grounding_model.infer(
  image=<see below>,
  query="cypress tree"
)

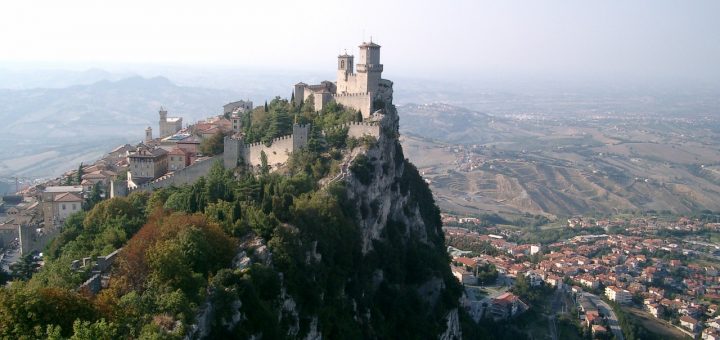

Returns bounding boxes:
[76,163,84,184]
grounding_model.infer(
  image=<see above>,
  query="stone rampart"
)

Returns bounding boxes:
[333,93,373,118]
[134,155,221,191]
[245,135,294,168]
[341,121,380,139]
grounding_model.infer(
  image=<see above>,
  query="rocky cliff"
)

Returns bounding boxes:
[191,103,463,339]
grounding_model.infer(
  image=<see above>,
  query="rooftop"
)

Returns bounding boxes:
[54,192,83,202]
[44,186,83,193]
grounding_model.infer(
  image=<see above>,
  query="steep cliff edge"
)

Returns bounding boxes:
[193,104,463,339]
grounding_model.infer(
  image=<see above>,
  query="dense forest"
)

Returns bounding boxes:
[0,96,464,339]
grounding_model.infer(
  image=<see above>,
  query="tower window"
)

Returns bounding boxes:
[340,60,345,69]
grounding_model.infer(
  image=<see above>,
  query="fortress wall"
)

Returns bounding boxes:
[313,92,334,112]
[244,135,295,168]
[135,155,221,191]
[344,122,380,139]
[333,93,372,118]
[19,224,61,255]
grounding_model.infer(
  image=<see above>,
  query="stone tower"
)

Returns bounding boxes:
[356,41,383,93]
[159,107,167,122]
[231,114,242,133]
[336,53,354,93]
[145,127,152,143]
[292,123,310,151]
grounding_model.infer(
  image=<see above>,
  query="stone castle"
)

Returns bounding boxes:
[223,40,389,171]
[122,40,388,192]
[158,107,183,138]
[294,40,393,118]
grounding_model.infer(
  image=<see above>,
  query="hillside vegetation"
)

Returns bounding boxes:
[0,98,463,339]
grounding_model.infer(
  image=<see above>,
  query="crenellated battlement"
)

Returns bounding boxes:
[333,92,371,98]
[338,121,378,128]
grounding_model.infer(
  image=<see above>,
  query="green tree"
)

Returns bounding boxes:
[76,163,84,184]
[199,131,225,155]
[0,267,11,285]
[10,254,37,280]
[85,182,103,210]
[70,319,120,340]
[260,151,270,174]
[476,263,498,284]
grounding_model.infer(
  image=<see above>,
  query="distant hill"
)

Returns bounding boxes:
[399,103,720,217]
[397,103,529,144]
[0,76,240,178]
[0,68,128,89]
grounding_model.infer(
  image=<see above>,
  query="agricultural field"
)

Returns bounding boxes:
[399,103,720,219]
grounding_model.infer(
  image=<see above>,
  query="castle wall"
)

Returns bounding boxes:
[19,224,61,255]
[344,122,381,139]
[244,136,295,168]
[314,92,334,112]
[134,155,221,192]
[334,93,373,118]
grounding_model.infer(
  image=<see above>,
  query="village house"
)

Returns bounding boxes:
[605,286,631,304]
[490,292,528,320]
[127,145,168,188]
[40,185,84,226]
[168,147,192,171]
[451,265,476,285]
[680,315,701,333]
[54,193,83,221]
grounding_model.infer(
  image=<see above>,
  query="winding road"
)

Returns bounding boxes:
[583,292,624,340]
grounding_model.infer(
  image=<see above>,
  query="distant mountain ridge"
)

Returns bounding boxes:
[0,76,240,178]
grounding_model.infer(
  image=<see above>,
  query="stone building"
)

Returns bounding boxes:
[158,107,183,138]
[145,127,153,143]
[40,185,83,226]
[54,192,83,220]
[168,147,191,171]
[294,40,393,119]
[223,100,253,116]
[127,145,168,188]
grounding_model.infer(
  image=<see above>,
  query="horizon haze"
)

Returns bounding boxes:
[1,0,719,85]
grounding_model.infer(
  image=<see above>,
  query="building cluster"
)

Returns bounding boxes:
[127,104,251,190]
[449,144,487,172]
[446,215,720,338]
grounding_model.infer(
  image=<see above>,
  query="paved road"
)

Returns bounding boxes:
[584,293,624,340]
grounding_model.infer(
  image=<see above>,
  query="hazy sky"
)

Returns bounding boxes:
[1,0,719,82]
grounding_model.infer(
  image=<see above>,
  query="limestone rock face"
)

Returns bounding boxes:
[345,106,429,253]
[191,103,462,339]
[342,105,462,338]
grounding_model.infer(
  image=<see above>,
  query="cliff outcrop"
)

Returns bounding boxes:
[190,103,462,339]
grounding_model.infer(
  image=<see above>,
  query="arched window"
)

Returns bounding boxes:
[340,60,345,69]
